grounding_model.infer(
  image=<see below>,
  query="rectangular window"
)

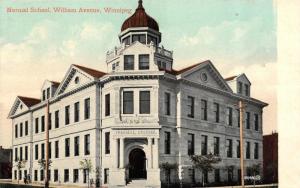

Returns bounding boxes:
[18,171,22,180]
[104,168,109,184]
[254,114,259,131]
[49,113,52,130]
[201,135,208,155]
[188,168,195,183]
[187,96,194,118]
[25,121,28,135]
[245,84,249,96]
[164,131,171,154]
[105,94,110,116]
[24,170,27,180]
[246,141,251,159]
[237,109,240,127]
[246,112,250,129]
[201,99,208,120]
[84,98,90,119]
[105,132,110,154]
[65,138,70,157]
[35,144,38,160]
[54,169,58,182]
[254,142,259,159]
[83,169,88,183]
[133,34,146,44]
[164,92,171,115]
[25,146,28,160]
[20,147,23,160]
[226,139,232,158]
[64,169,69,182]
[65,105,70,125]
[74,102,80,122]
[41,143,45,159]
[14,147,18,161]
[238,81,243,94]
[20,123,23,137]
[15,124,18,138]
[227,107,233,126]
[46,87,50,99]
[35,118,39,133]
[55,141,59,158]
[123,91,134,114]
[49,142,51,159]
[213,103,219,123]
[124,55,134,70]
[188,133,195,155]
[41,116,45,132]
[139,91,150,114]
[84,134,90,155]
[237,140,240,158]
[34,170,37,181]
[139,54,149,70]
[214,169,220,183]
[74,136,80,156]
[14,170,17,180]
[40,169,44,181]
[55,110,59,128]
[228,168,233,182]
[213,137,220,156]
[43,90,46,101]
[73,169,79,183]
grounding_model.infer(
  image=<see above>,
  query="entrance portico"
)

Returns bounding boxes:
[109,129,161,187]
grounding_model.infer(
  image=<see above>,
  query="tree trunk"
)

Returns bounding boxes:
[202,171,204,187]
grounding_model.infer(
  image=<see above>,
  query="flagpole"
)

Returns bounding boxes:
[45,100,50,188]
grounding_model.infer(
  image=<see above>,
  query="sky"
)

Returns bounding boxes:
[0,0,277,148]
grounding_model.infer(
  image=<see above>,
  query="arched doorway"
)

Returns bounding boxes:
[128,148,147,179]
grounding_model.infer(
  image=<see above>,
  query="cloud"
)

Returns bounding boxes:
[0,20,117,147]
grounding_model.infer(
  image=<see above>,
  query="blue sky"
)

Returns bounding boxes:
[0,0,277,147]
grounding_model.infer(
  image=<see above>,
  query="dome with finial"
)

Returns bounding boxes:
[121,0,159,32]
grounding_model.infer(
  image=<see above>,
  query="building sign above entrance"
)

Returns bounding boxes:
[113,129,159,138]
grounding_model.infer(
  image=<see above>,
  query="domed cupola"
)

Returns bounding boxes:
[119,0,161,46]
[121,0,159,32]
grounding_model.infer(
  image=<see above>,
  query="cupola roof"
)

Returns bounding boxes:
[121,0,159,32]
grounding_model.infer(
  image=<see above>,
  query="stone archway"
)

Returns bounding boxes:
[128,148,147,179]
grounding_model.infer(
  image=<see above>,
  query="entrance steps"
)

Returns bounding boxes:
[125,179,158,188]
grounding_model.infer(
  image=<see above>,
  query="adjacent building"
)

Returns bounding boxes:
[8,0,268,187]
[0,146,12,179]
[263,132,278,184]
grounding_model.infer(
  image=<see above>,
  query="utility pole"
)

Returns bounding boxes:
[239,100,245,188]
[45,100,50,188]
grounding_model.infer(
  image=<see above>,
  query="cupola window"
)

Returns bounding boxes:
[132,34,146,44]
[139,54,149,70]
[124,55,134,70]
[123,36,130,45]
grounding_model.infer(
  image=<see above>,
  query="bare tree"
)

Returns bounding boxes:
[14,158,26,184]
[190,153,221,187]
[160,162,178,187]
[80,159,93,188]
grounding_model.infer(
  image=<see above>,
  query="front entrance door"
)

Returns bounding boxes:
[129,148,147,179]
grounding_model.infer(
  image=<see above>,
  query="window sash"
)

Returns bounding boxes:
[123,91,134,114]
[164,92,171,115]
[105,94,110,116]
[124,55,134,70]
[55,110,59,128]
[164,132,171,154]
[139,91,150,114]
[201,135,208,155]
[74,102,80,122]
[74,136,80,156]
[105,132,110,154]
[139,54,149,70]
[84,134,90,155]
[187,96,194,118]
[84,98,90,119]
[65,106,70,125]
[201,100,207,120]
[188,134,194,155]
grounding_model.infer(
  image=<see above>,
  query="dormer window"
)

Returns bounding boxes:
[245,84,249,96]
[132,34,146,44]
[124,55,134,70]
[43,90,46,101]
[238,82,243,94]
[139,54,149,70]
[46,88,50,99]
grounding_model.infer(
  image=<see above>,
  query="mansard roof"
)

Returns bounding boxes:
[73,64,106,78]
[18,96,41,107]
